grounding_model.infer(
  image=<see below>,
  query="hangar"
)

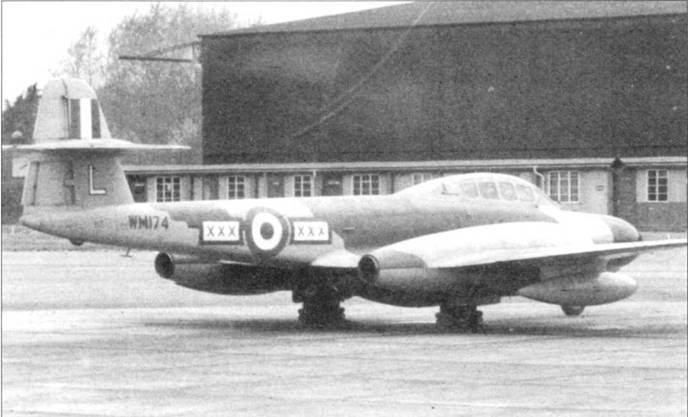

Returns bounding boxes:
[125,2,687,231]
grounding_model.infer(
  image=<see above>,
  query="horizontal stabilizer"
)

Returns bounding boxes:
[3,138,189,154]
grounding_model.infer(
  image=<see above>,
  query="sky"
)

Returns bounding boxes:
[1,1,398,106]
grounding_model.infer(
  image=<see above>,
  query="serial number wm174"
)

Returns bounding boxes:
[129,215,169,230]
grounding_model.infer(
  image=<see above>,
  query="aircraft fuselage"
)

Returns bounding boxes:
[21,191,635,267]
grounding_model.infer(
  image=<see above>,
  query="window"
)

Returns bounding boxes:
[459,181,479,198]
[498,182,517,201]
[515,184,535,202]
[156,176,181,202]
[546,171,579,203]
[411,173,436,185]
[478,181,499,199]
[293,175,313,197]
[227,176,246,199]
[353,174,380,195]
[647,170,668,202]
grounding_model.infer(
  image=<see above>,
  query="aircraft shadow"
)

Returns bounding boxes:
[143,317,686,338]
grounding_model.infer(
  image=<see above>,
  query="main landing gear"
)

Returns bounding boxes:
[293,285,348,329]
[436,303,484,333]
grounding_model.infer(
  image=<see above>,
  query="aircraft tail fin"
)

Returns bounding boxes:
[4,79,187,217]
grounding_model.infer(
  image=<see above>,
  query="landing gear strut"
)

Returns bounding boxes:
[436,303,483,333]
[294,285,347,328]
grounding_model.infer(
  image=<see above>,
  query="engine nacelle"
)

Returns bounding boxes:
[358,253,458,293]
[154,252,291,295]
[517,272,637,306]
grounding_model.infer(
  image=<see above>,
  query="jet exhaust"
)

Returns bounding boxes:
[154,252,175,279]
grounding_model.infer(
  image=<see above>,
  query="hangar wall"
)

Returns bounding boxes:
[193,7,686,231]
[201,14,686,164]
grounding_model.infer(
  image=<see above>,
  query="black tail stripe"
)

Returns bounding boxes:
[69,99,80,139]
[91,99,101,139]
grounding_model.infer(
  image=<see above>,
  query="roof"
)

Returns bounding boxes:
[122,156,688,176]
[203,1,687,37]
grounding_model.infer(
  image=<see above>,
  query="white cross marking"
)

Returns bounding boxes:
[203,221,241,243]
[292,220,329,242]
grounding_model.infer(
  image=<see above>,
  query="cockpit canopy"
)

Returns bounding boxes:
[397,173,556,206]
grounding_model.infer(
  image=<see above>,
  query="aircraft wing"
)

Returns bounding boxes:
[310,225,685,272]
[429,238,687,269]
[350,222,686,302]
[347,222,686,291]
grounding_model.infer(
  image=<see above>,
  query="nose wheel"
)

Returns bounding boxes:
[561,305,585,316]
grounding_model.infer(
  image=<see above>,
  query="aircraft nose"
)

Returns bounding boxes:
[603,215,640,243]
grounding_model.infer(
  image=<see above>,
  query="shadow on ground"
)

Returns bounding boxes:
[143,315,687,338]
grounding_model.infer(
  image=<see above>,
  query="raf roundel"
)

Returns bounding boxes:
[246,209,289,258]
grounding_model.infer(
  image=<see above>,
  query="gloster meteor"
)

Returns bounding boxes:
[8,79,685,331]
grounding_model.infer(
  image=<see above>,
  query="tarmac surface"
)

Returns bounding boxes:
[2,247,686,417]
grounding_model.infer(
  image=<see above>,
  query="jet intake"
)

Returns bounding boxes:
[517,272,637,306]
[358,251,457,293]
[358,255,380,283]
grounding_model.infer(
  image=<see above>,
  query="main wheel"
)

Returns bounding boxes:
[436,304,484,333]
[294,284,348,328]
[561,305,585,316]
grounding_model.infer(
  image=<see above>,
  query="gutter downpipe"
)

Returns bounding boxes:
[532,166,545,190]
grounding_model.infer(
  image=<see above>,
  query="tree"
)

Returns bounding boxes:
[97,4,238,163]
[2,84,39,224]
[2,84,39,144]
[54,26,104,86]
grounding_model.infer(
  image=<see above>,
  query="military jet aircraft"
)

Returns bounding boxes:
[7,79,686,331]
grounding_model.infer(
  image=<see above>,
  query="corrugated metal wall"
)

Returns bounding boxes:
[201,14,687,164]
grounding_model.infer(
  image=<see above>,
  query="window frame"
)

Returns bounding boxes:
[352,174,380,196]
[293,174,313,197]
[646,169,669,202]
[478,181,499,199]
[546,170,579,203]
[156,176,181,202]
[227,175,246,200]
[498,181,517,201]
